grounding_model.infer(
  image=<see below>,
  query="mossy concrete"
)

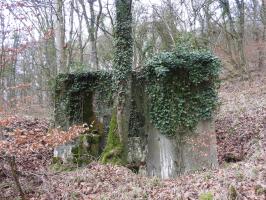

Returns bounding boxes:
[53,133,101,167]
[101,112,125,165]
[54,71,218,178]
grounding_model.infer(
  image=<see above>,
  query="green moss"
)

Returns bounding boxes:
[71,134,101,166]
[87,134,101,156]
[50,157,75,172]
[199,192,213,200]
[255,185,266,195]
[71,135,89,166]
[51,133,101,170]
[87,133,101,144]
[52,156,63,165]
[228,185,237,200]
[101,112,125,165]
[89,115,105,137]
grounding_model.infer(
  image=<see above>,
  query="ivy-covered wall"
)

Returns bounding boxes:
[54,71,147,166]
[54,48,220,178]
[55,46,220,138]
[54,71,113,129]
[55,71,148,137]
[141,47,221,136]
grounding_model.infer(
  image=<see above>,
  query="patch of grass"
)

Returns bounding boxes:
[70,192,80,200]
[204,172,212,180]
[235,172,244,181]
[199,192,213,200]
[255,185,266,195]
[228,185,237,200]
[50,157,75,172]
[151,177,162,187]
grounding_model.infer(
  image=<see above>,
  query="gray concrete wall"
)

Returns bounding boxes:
[146,124,178,179]
[181,120,218,173]
[54,72,218,178]
[145,120,218,179]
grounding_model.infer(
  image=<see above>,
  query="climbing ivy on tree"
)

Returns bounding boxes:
[113,0,133,83]
[102,0,133,164]
[142,46,221,136]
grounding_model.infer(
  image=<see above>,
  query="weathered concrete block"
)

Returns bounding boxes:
[146,120,218,179]
[128,137,147,163]
[53,134,101,166]
[181,120,218,172]
[54,72,218,178]
[53,141,76,163]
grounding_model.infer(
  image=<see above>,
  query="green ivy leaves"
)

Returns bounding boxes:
[143,47,221,136]
[54,72,113,127]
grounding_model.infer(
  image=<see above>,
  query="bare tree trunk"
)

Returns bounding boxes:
[8,33,19,108]
[88,0,99,70]
[55,0,66,74]
[73,0,85,65]
[203,0,212,47]
[78,0,101,70]
[235,0,248,76]
[67,0,75,71]
[106,0,115,31]
[259,0,266,69]
[0,12,7,102]
[219,0,247,75]
[7,156,26,200]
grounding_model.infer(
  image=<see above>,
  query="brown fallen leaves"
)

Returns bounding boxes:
[0,116,89,159]
[216,107,266,164]
[1,72,266,199]
[216,73,266,164]
[0,116,92,199]
[33,149,265,200]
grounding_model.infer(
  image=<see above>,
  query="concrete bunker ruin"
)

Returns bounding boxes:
[54,49,220,179]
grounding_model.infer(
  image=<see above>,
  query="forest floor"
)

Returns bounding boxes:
[0,72,265,200]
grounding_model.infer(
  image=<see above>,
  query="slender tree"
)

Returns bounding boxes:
[114,0,133,159]
[259,0,266,69]
[55,0,66,74]
[102,0,133,164]
[78,0,102,70]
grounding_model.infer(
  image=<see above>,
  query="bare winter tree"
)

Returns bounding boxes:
[259,0,266,69]
[55,0,66,74]
[0,0,265,117]
[78,0,102,70]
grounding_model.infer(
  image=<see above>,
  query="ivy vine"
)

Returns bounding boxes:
[55,45,221,138]
[141,46,221,136]
[112,0,133,95]
[54,71,113,128]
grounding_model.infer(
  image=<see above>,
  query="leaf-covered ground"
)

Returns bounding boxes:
[0,73,265,199]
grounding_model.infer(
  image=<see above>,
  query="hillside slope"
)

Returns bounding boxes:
[0,73,265,199]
